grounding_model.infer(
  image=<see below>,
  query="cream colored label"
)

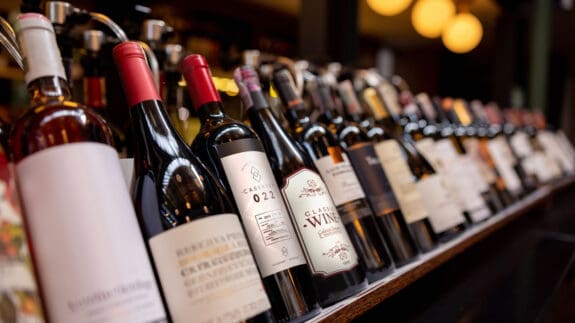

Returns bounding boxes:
[16,143,166,323]
[314,153,366,206]
[434,139,489,216]
[463,138,497,184]
[221,150,306,278]
[488,137,522,192]
[149,213,271,323]
[414,138,441,170]
[375,139,428,223]
[539,131,575,173]
[510,132,533,158]
[556,130,575,165]
[281,169,359,276]
[416,174,466,234]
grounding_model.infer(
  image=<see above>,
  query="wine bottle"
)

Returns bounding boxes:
[113,42,273,323]
[500,107,541,189]
[184,54,319,323]
[234,65,367,307]
[404,93,493,224]
[80,29,127,156]
[461,101,524,201]
[356,77,468,243]
[162,44,199,145]
[11,14,166,323]
[420,95,505,213]
[530,110,573,177]
[434,97,514,211]
[481,101,535,196]
[273,68,395,281]
[520,110,563,182]
[337,80,436,253]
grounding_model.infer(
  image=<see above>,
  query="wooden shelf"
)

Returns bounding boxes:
[308,176,575,323]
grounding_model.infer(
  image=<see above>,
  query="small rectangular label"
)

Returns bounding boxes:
[347,143,400,216]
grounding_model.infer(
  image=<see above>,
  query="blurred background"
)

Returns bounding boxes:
[1,0,574,142]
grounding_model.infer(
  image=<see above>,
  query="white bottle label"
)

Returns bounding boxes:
[556,130,575,165]
[487,137,522,192]
[510,132,533,158]
[433,139,490,219]
[218,139,306,278]
[463,155,490,193]
[463,138,497,184]
[149,213,271,323]
[414,138,441,169]
[281,168,359,276]
[16,143,166,323]
[314,150,365,206]
[539,131,574,174]
[375,139,428,223]
[415,174,466,234]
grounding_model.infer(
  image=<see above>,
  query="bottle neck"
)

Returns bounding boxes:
[163,71,183,112]
[28,76,72,107]
[196,101,226,123]
[130,99,185,164]
[284,103,310,131]
[83,76,107,110]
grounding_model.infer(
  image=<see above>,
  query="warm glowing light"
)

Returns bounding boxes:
[367,0,413,16]
[442,13,483,54]
[179,76,238,96]
[411,0,456,38]
[269,85,278,98]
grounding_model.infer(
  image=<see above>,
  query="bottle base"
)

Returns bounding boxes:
[365,264,396,283]
[318,278,368,308]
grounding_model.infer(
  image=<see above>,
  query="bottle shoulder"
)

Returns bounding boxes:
[337,122,366,149]
[10,101,113,161]
[132,152,235,231]
[248,108,314,174]
[198,116,258,145]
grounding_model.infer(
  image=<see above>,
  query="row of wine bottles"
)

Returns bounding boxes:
[2,9,575,323]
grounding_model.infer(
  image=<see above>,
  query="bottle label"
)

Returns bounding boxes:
[414,138,441,170]
[149,213,271,323]
[217,138,306,278]
[415,174,466,234]
[347,142,400,217]
[281,168,359,276]
[464,138,497,184]
[538,131,575,174]
[510,132,533,158]
[313,147,365,206]
[433,139,490,218]
[556,130,575,165]
[487,137,523,192]
[374,139,428,223]
[15,143,166,323]
[314,147,373,225]
[530,151,556,182]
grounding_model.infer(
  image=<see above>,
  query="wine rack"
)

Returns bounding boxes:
[308,175,575,322]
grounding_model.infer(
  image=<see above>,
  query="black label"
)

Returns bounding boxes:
[336,199,373,224]
[216,137,264,157]
[347,143,400,216]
